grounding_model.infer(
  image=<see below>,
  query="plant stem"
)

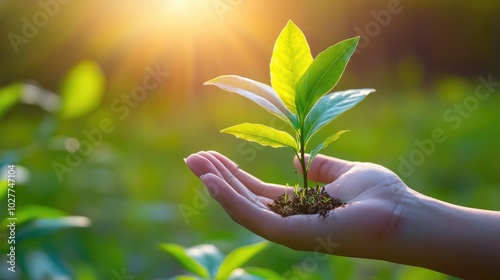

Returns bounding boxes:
[299,130,308,189]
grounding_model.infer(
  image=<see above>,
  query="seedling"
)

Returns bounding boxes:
[205,21,374,216]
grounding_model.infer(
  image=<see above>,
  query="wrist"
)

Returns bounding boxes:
[386,189,500,278]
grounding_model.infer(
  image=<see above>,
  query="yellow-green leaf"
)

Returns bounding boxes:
[59,60,105,120]
[216,241,269,279]
[221,123,297,151]
[0,180,7,201]
[0,82,22,118]
[270,20,313,114]
[159,243,210,278]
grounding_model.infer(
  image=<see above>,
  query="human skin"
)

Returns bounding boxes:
[185,151,500,279]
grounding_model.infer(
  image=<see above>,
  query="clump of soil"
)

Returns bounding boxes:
[269,185,346,217]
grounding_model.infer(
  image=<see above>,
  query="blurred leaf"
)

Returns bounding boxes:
[236,267,281,279]
[308,130,349,169]
[160,243,210,278]
[296,37,359,117]
[329,256,355,279]
[0,82,22,118]
[228,268,264,280]
[17,205,66,225]
[270,20,312,114]
[74,262,98,280]
[25,251,71,280]
[216,241,269,279]
[221,123,297,151]
[185,244,224,278]
[399,266,448,280]
[204,75,297,127]
[169,276,203,280]
[0,179,6,201]
[303,89,374,140]
[1,204,67,228]
[17,216,91,242]
[59,60,105,119]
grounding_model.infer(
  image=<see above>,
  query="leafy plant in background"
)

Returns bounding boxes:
[205,21,374,215]
[0,60,102,279]
[160,241,280,280]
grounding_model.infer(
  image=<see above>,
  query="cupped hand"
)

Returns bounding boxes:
[185,151,415,259]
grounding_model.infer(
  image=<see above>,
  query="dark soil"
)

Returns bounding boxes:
[268,185,346,217]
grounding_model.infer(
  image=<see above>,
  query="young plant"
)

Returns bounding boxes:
[205,21,374,191]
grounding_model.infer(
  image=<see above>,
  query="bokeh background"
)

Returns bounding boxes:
[1,0,499,279]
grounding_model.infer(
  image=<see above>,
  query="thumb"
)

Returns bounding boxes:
[293,154,310,174]
[294,154,356,183]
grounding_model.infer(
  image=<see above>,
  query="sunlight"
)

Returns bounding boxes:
[167,0,192,14]
[164,0,211,26]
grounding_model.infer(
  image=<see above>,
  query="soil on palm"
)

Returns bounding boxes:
[268,186,346,217]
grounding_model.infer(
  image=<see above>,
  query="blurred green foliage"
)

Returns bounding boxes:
[160,241,280,279]
[2,58,498,279]
[0,0,499,279]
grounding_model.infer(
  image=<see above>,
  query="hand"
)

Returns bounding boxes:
[185,151,414,259]
[186,151,500,278]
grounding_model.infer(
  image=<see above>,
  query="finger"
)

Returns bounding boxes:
[203,174,308,248]
[202,172,283,243]
[198,152,267,208]
[187,152,267,208]
[202,173,372,255]
[207,151,289,198]
[185,152,223,178]
[294,154,357,183]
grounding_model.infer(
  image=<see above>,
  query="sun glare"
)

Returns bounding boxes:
[164,0,211,25]
[167,0,192,13]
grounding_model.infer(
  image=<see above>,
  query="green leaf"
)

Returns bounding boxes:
[296,37,359,118]
[237,267,281,279]
[1,204,67,229]
[398,265,448,280]
[160,243,210,278]
[59,60,105,120]
[24,250,71,279]
[17,205,67,223]
[186,244,225,278]
[17,216,90,242]
[303,89,374,141]
[0,180,6,201]
[216,241,269,279]
[205,75,298,127]
[270,20,313,114]
[308,130,349,170]
[0,82,22,118]
[169,276,203,280]
[221,123,297,151]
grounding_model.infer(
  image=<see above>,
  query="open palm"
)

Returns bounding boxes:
[186,151,414,259]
